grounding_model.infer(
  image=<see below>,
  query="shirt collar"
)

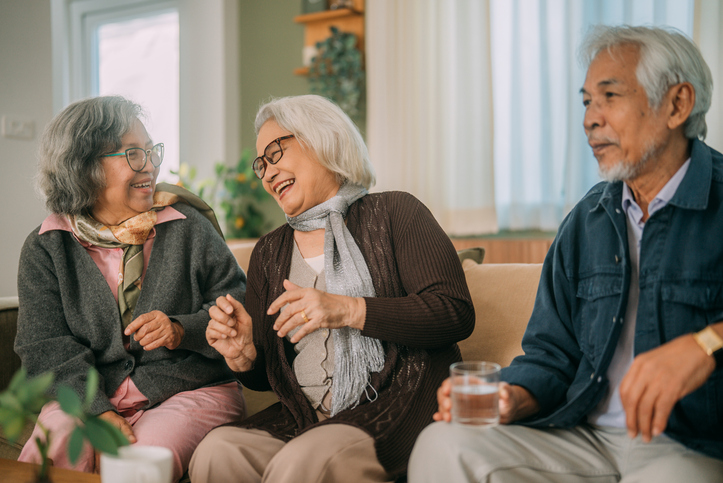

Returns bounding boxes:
[621,157,690,221]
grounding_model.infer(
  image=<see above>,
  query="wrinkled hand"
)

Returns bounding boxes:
[124,310,183,350]
[268,280,366,343]
[206,294,257,372]
[94,411,136,473]
[620,334,715,442]
[432,379,539,424]
[94,411,136,472]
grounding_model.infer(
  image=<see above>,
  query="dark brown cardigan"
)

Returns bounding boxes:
[235,191,475,478]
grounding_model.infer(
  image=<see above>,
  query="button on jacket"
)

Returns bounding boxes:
[502,139,723,461]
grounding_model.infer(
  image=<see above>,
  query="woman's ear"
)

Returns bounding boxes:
[666,82,695,131]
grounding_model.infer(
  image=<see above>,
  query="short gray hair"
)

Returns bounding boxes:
[37,96,142,215]
[255,95,375,189]
[579,25,713,140]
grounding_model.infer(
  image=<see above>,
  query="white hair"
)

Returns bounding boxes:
[580,25,713,140]
[254,95,375,189]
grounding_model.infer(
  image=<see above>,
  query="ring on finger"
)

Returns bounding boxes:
[300,310,310,324]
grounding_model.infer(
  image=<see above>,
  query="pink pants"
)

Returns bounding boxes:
[19,377,246,482]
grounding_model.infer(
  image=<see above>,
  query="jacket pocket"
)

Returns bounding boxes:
[575,273,623,359]
[661,282,723,337]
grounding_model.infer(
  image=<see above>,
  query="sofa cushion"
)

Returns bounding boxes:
[458,263,542,367]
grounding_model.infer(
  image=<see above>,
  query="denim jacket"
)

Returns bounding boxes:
[502,139,723,461]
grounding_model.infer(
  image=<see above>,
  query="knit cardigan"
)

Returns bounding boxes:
[15,203,246,415]
[236,191,475,478]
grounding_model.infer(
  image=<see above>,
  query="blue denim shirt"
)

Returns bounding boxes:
[502,139,723,461]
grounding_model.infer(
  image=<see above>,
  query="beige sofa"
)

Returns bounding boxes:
[0,242,543,462]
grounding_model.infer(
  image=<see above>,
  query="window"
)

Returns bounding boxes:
[51,0,239,184]
[96,10,180,181]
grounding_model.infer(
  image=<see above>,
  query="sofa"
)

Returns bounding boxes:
[0,242,543,464]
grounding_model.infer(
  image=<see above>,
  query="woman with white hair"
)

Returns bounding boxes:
[189,95,475,482]
[15,96,247,482]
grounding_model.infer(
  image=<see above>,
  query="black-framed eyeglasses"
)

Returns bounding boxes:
[102,143,164,172]
[252,135,295,179]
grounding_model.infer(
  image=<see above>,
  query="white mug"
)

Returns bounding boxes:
[100,445,173,483]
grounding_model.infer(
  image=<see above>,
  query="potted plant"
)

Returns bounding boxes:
[0,367,128,482]
[308,26,365,119]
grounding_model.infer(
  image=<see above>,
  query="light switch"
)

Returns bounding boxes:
[1,116,35,140]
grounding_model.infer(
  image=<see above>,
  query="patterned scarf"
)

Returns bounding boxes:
[69,184,221,329]
[286,182,385,416]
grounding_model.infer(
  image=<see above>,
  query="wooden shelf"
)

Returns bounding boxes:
[293,1,365,75]
[294,8,361,24]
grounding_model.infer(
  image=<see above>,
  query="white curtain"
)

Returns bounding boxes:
[366,0,497,235]
[367,0,703,234]
[695,0,723,152]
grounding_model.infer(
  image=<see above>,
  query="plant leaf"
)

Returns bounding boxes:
[1,412,26,443]
[84,367,99,410]
[7,367,28,392]
[0,392,23,413]
[84,417,128,455]
[67,425,85,464]
[57,385,82,418]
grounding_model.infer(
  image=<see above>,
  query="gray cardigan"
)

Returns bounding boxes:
[15,203,246,415]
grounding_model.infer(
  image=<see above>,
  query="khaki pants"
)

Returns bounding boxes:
[408,422,723,483]
[189,424,393,483]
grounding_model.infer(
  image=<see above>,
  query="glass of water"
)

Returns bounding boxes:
[450,361,501,426]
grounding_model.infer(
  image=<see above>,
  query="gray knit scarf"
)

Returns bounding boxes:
[286,182,385,416]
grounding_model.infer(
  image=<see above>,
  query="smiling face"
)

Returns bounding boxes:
[256,120,340,217]
[582,44,672,181]
[91,119,159,225]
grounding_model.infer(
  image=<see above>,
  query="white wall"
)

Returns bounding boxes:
[0,0,53,297]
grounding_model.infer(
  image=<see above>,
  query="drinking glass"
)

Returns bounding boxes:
[450,361,501,426]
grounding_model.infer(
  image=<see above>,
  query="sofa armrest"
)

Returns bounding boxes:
[0,296,21,392]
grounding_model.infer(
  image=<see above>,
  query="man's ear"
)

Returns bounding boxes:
[666,82,695,131]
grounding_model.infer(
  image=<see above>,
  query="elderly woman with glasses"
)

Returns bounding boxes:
[189,95,475,482]
[15,96,247,481]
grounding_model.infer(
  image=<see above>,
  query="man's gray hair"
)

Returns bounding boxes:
[580,25,713,140]
[255,95,375,189]
[37,96,142,215]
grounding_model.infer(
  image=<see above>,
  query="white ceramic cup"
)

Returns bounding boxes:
[449,361,501,426]
[100,445,173,483]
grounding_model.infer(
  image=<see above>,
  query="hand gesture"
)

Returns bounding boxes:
[124,310,184,350]
[620,333,715,442]
[206,294,257,372]
[267,280,366,343]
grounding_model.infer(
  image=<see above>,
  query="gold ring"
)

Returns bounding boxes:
[300,310,310,324]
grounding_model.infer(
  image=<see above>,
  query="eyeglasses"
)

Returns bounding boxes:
[102,143,164,172]
[252,135,295,179]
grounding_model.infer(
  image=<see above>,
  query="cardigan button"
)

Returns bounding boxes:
[125,360,133,371]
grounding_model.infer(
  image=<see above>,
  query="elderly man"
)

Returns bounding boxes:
[409,25,723,483]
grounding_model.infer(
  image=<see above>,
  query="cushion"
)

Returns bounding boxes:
[458,263,543,367]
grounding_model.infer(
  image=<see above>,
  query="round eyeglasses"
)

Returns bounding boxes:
[102,143,164,172]
[252,135,295,179]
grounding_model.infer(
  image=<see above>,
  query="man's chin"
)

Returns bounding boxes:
[598,160,638,182]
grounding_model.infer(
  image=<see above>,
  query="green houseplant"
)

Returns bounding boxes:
[175,148,277,239]
[0,367,128,482]
[308,26,365,118]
